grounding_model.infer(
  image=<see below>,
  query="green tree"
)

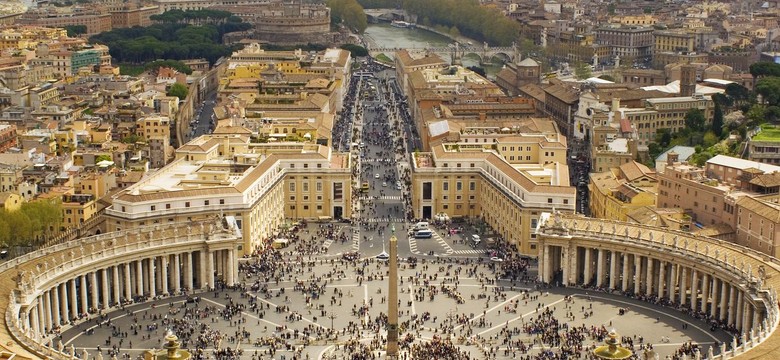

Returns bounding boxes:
[702,131,719,148]
[167,83,189,100]
[749,62,780,79]
[574,62,591,80]
[64,25,87,37]
[328,0,368,33]
[684,108,706,132]
[712,102,724,137]
[755,76,780,106]
[449,26,460,38]
[340,44,368,57]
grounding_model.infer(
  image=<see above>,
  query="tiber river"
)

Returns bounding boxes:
[363,23,505,79]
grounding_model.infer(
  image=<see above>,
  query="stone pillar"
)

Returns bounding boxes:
[561,246,570,286]
[90,272,99,311]
[37,296,46,333]
[542,245,550,283]
[199,251,207,289]
[79,275,88,315]
[161,255,169,295]
[657,261,666,298]
[207,250,215,289]
[148,257,156,298]
[100,270,109,310]
[185,252,194,291]
[215,250,222,282]
[226,249,235,286]
[719,281,729,322]
[633,255,641,294]
[70,279,78,318]
[621,253,629,292]
[173,253,181,293]
[596,249,605,288]
[646,258,654,295]
[609,251,617,289]
[124,263,132,300]
[42,292,52,332]
[112,266,120,306]
[668,263,677,301]
[736,292,745,331]
[135,260,143,296]
[728,285,738,326]
[583,248,592,286]
[700,273,709,314]
[690,270,698,312]
[60,282,69,324]
[51,287,60,327]
[679,267,688,306]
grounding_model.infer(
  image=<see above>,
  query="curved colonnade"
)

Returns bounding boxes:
[537,213,780,359]
[0,219,240,359]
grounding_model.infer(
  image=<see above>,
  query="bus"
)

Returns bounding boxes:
[414,229,433,239]
[361,181,369,193]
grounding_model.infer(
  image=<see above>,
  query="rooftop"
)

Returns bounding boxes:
[753,124,780,142]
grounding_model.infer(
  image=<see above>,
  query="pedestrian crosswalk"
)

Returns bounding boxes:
[432,231,454,255]
[451,249,484,255]
[358,195,402,201]
[322,239,334,249]
[351,231,360,251]
[364,217,405,223]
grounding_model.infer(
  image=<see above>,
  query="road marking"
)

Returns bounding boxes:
[322,239,334,249]
[408,285,417,316]
[477,297,568,336]
[352,230,360,251]
[431,231,454,255]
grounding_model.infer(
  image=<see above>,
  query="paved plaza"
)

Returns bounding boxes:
[59,223,732,360]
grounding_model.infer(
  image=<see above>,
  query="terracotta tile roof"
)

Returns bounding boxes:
[749,172,780,188]
[736,195,780,223]
[543,83,579,103]
[619,160,656,182]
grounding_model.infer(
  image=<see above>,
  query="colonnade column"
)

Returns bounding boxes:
[657,261,666,298]
[173,254,181,293]
[60,282,69,324]
[161,255,169,295]
[124,263,132,301]
[596,249,605,288]
[112,266,120,305]
[700,273,709,314]
[185,252,194,291]
[37,296,46,334]
[609,251,617,289]
[43,291,52,332]
[719,281,729,321]
[667,264,677,301]
[690,270,698,312]
[728,285,738,325]
[199,251,207,290]
[51,286,60,326]
[736,291,745,330]
[207,250,215,289]
[645,258,654,295]
[148,257,156,298]
[621,253,629,292]
[226,249,235,286]
[101,268,109,310]
[583,248,591,285]
[633,256,641,294]
[89,272,98,310]
[79,275,88,315]
[136,260,144,296]
[679,267,687,306]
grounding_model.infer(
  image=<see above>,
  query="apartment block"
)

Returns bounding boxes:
[412,144,575,255]
[105,133,352,254]
[588,160,658,221]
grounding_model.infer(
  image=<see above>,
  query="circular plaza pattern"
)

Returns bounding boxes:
[0,214,778,359]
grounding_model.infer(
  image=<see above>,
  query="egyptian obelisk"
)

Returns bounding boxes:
[386,225,399,358]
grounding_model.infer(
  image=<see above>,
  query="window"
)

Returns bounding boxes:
[316,182,322,192]
[548,198,553,203]
[303,205,309,210]
[443,182,449,191]
[185,202,190,208]
[204,200,209,206]
[469,182,476,191]
[166,204,171,209]
[151,205,156,211]
[220,199,225,205]
[317,205,322,210]
[290,205,295,210]
[563,199,569,204]
[290,182,296,192]
[456,182,462,191]
[422,182,432,200]
[303,182,309,192]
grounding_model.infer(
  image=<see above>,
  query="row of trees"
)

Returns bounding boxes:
[149,9,239,25]
[328,0,368,33]
[401,0,520,46]
[0,200,62,248]
[89,10,251,64]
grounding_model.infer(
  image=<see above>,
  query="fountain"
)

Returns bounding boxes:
[143,331,191,360]
[593,329,633,360]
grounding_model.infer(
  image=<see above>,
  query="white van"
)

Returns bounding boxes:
[471,235,481,244]
[414,222,429,231]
